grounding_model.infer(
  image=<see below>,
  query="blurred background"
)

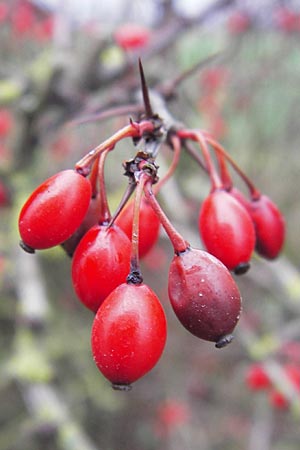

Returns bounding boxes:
[1,0,300,449]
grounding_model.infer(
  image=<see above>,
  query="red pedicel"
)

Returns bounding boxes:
[115,197,160,258]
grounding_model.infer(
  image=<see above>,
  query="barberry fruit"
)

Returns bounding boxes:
[168,247,242,346]
[91,282,167,389]
[61,193,102,257]
[19,170,91,251]
[246,195,285,260]
[199,189,256,273]
[115,197,160,258]
[72,224,131,312]
[114,24,150,51]
[245,363,271,390]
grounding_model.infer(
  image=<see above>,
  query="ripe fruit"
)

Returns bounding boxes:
[72,224,131,312]
[114,24,150,51]
[61,193,102,257]
[0,109,13,137]
[269,389,289,409]
[245,363,271,390]
[227,11,251,34]
[91,282,167,389]
[11,1,35,36]
[199,189,256,272]
[115,197,160,258]
[18,170,91,251]
[246,195,285,259]
[274,7,298,33]
[168,247,242,346]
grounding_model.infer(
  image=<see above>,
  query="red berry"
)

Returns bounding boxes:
[246,195,285,259]
[200,67,229,93]
[33,16,54,41]
[274,7,298,33]
[168,247,242,346]
[114,24,151,51]
[91,282,167,389]
[19,170,92,251]
[245,363,271,390]
[227,187,250,210]
[199,190,256,272]
[269,390,289,409]
[284,364,300,389]
[227,11,251,34]
[115,197,160,258]
[269,364,300,410]
[12,1,35,36]
[72,224,131,312]
[0,109,13,137]
[156,399,189,435]
[0,2,9,24]
[61,193,102,257]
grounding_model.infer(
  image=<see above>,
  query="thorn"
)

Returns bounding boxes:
[138,58,153,118]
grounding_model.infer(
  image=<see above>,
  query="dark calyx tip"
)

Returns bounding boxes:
[234,262,250,275]
[126,271,143,285]
[19,240,35,254]
[215,334,234,349]
[112,383,132,392]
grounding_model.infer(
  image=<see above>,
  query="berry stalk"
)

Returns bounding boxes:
[127,171,149,285]
[144,180,188,254]
[97,148,112,225]
[176,128,222,191]
[205,134,261,199]
[153,133,182,195]
[75,120,155,175]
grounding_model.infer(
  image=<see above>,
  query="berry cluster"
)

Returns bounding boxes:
[0,0,54,41]
[18,62,285,390]
[246,359,300,410]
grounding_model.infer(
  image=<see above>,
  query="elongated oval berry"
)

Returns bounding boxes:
[168,247,242,346]
[199,189,256,272]
[229,189,285,259]
[115,197,160,258]
[19,170,92,251]
[91,282,167,390]
[61,193,102,257]
[247,195,285,259]
[114,24,150,51]
[72,224,131,312]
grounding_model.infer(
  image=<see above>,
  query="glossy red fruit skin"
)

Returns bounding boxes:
[199,190,256,271]
[19,170,92,250]
[114,24,150,51]
[115,198,160,258]
[245,363,271,390]
[72,224,131,313]
[0,109,12,137]
[247,195,285,259]
[61,193,102,257]
[168,247,242,344]
[91,282,167,388]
